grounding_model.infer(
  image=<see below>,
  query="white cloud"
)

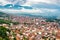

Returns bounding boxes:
[9,0,26,5]
[0,8,58,14]
[22,0,60,6]
[0,0,12,5]
[0,0,60,6]
[41,8,58,12]
[20,8,42,13]
[0,8,43,13]
[0,0,60,17]
[0,0,26,6]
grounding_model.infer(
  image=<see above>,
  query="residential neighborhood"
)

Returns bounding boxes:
[0,16,60,40]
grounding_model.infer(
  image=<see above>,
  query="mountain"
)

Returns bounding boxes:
[2,4,33,9]
[4,4,13,8]
[0,12,9,17]
[0,5,4,8]
[23,6,33,9]
[13,5,22,9]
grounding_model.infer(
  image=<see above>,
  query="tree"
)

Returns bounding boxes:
[0,26,10,40]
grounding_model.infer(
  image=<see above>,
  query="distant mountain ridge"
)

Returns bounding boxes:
[0,4,33,9]
[0,12,9,17]
[10,13,57,19]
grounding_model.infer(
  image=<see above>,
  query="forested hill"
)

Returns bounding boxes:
[0,12,9,17]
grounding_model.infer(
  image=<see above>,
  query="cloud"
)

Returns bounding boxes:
[32,2,60,9]
[0,0,60,6]
[0,7,59,14]
[0,0,11,5]
[0,0,60,9]
[0,8,42,13]
[22,0,60,6]
[0,0,60,17]
[0,0,26,6]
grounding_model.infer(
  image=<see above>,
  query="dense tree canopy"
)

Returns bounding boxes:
[0,26,10,40]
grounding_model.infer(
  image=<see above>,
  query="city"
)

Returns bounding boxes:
[0,15,60,40]
[0,0,60,40]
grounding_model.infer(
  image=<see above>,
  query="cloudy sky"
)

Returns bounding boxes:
[0,0,60,17]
